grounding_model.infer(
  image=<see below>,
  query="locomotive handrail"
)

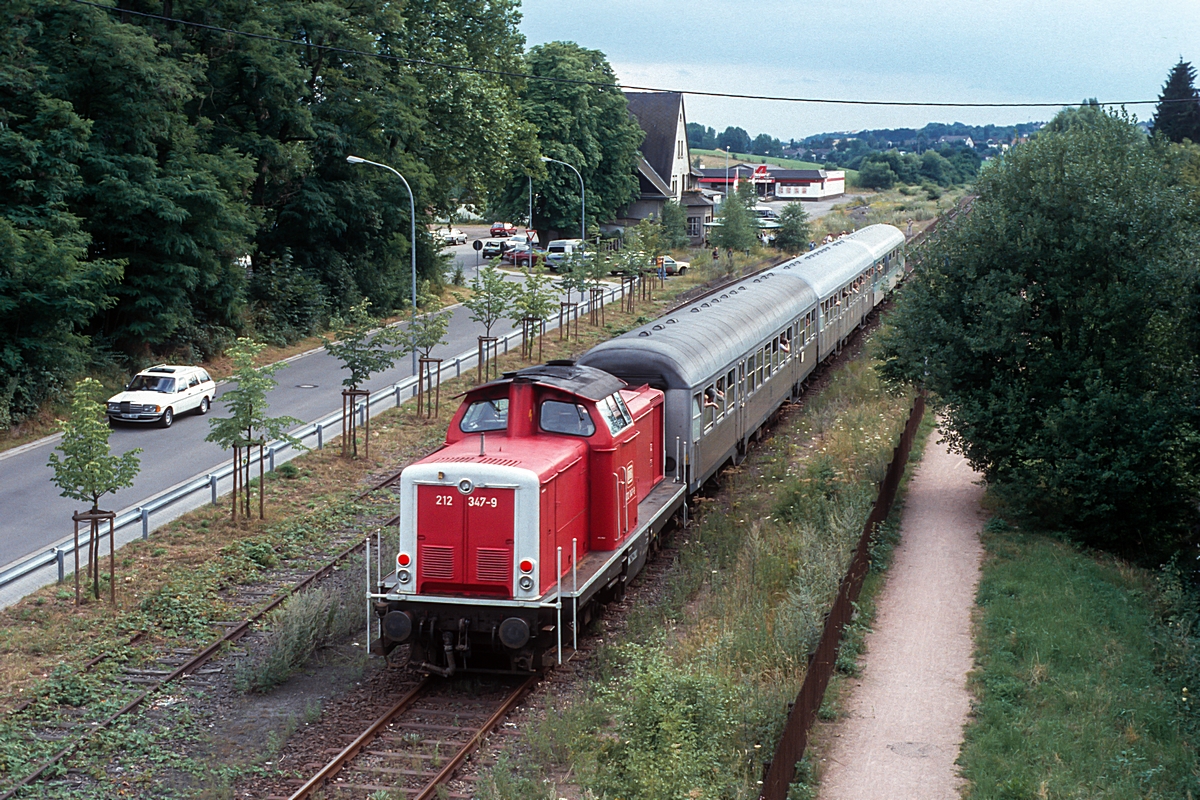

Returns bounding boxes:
[0,283,628,600]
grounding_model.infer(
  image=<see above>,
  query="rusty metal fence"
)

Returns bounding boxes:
[759,392,926,800]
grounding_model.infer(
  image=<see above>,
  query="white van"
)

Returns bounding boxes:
[545,239,585,271]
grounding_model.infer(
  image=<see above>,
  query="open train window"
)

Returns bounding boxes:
[460,398,509,432]
[703,384,717,431]
[598,392,633,435]
[726,370,737,409]
[540,400,595,437]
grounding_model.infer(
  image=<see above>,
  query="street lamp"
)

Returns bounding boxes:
[724,146,730,197]
[346,155,418,375]
[540,156,585,245]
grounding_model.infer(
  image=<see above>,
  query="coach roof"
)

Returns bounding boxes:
[772,224,904,299]
[579,271,818,390]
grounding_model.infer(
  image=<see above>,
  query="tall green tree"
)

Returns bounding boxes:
[24,2,257,355]
[710,183,757,263]
[1152,59,1200,144]
[878,107,1200,560]
[491,42,643,242]
[773,203,811,254]
[0,2,123,421]
[660,199,690,250]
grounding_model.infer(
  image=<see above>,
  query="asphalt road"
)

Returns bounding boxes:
[0,257,577,568]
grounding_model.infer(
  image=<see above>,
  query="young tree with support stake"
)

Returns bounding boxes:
[405,283,451,417]
[556,252,591,340]
[48,378,141,603]
[453,263,513,380]
[510,265,558,360]
[205,338,303,521]
[322,299,405,458]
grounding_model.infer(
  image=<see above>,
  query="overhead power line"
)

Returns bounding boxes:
[67,0,1176,109]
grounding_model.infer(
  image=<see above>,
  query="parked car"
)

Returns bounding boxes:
[489,221,517,237]
[480,238,509,259]
[439,227,468,245]
[107,365,216,428]
[507,245,547,267]
[658,255,690,275]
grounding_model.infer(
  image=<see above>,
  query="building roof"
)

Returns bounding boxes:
[636,155,672,199]
[624,92,685,189]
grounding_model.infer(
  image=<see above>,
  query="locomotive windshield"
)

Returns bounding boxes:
[540,400,596,436]
[459,398,509,432]
[598,392,633,435]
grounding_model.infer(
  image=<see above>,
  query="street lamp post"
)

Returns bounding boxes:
[346,155,418,376]
[540,156,585,245]
[724,146,730,197]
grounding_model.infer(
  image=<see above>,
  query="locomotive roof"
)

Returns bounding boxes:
[578,224,903,390]
[480,362,626,401]
[771,224,905,298]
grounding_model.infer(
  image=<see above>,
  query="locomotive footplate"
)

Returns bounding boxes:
[374,480,686,673]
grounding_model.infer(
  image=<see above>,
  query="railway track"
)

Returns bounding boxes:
[274,674,536,800]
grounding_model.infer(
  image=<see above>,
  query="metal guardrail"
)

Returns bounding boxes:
[0,284,627,594]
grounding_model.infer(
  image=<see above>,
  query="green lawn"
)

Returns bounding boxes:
[961,526,1197,799]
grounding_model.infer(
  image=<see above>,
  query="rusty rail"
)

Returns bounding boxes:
[758,392,926,800]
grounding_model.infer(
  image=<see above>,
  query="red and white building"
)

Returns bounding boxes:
[698,163,845,200]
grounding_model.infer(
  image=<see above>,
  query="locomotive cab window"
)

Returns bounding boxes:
[598,392,633,435]
[459,398,509,432]
[540,400,596,437]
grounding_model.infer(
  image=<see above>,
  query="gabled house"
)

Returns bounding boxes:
[615,92,713,245]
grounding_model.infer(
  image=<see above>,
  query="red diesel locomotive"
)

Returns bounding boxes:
[378,362,685,673]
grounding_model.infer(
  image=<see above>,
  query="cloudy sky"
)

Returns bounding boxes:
[518,0,1200,139]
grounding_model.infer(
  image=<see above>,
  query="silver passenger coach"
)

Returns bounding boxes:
[579,224,905,491]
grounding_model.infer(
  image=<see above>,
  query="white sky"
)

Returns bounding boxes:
[517,0,1200,139]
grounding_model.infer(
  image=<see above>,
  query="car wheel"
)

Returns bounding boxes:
[678,266,687,275]
[198,396,210,415]
[160,407,174,428]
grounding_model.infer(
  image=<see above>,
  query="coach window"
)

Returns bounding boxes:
[692,393,703,441]
[703,384,717,431]
[725,370,736,410]
[757,347,766,385]
[460,397,509,432]
[715,377,727,418]
[540,400,596,437]
[746,357,756,395]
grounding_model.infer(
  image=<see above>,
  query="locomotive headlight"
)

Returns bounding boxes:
[518,575,534,591]
[398,569,411,584]
[457,478,474,494]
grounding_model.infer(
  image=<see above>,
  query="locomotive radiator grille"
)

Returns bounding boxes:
[475,548,510,583]
[422,546,455,580]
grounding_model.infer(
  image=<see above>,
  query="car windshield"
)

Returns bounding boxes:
[128,375,176,393]
[459,398,509,432]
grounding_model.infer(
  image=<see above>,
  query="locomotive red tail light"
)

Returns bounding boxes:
[519,559,534,573]
[397,552,411,567]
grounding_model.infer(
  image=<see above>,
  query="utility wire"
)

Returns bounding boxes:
[67,0,1176,109]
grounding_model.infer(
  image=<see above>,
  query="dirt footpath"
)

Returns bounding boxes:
[817,430,985,800]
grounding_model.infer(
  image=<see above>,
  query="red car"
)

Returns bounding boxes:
[490,221,517,237]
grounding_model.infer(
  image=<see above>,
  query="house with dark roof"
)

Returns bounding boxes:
[697,163,845,200]
[615,92,713,245]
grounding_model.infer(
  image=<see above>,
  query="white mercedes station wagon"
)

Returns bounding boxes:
[106,365,216,428]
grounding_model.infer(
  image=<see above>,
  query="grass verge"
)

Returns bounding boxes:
[481,336,919,800]
[958,523,1199,799]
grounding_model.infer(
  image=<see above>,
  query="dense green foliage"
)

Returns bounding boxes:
[772,202,811,254]
[709,183,758,258]
[879,107,1200,559]
[660,199,690,250]
[490,41,642,242]
[1152,59,1200,144]
[1,0,531,420]
[961,525,1198,798]
[321,300,405,390]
